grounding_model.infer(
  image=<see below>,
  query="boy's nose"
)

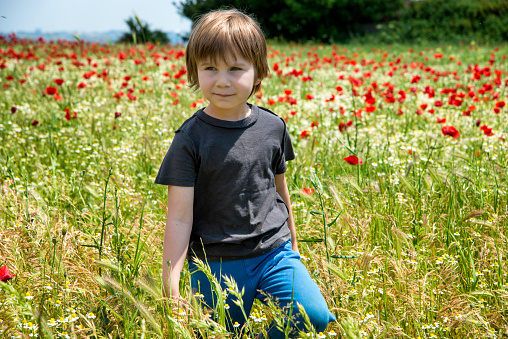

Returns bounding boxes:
[216,71,231,87]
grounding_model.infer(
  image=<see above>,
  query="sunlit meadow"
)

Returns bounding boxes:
[0,34,507,338]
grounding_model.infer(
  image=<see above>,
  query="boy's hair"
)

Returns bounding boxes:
[185,9,268,95]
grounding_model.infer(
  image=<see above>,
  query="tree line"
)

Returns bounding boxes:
[121,0,508,44]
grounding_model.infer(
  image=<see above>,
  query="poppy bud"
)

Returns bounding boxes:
[0,265,13,282]
[11,106,17,114]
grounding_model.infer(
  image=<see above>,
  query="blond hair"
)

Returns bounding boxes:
[185,9,268,95]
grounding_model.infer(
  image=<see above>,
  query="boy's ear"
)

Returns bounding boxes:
[254,76,262,86]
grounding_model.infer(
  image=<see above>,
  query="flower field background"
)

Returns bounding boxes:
[0,36,507,338]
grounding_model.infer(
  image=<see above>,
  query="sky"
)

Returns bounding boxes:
[0,0,192,34]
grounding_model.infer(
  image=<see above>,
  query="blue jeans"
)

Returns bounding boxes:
[189,240,336,338]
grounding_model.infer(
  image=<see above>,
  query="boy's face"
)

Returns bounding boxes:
[197,53,260,119]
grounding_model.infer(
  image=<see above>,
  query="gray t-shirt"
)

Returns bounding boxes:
[155,104,295,261]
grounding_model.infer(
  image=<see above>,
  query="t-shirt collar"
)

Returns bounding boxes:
[196,104,259,128]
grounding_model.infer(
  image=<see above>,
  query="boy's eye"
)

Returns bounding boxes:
[230,67,242,71]
[205,66,216,71]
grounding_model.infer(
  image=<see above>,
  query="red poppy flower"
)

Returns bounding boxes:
[300,130,310,138]
[11,106,17,114]
[338,122,346,132]
[441,125,459,138]
[397,90,406,102]
[411,75,421,84]
[343,155,363,165]
[32,120,39,126]
[77,82,88,89]
[64,108,71,121]
[46,86,57,95]
[480,125,494,136]
[325,94,335,102]
[305,94,315,100]
[436,118,446,123]
[448,98,463,106]
[365,106,376,113]
[364,93,375,105]
[174,69,187,79]
[115,112,122,118]
[0,265,13,282]
[301,187,315,195]
[83,71,96,79]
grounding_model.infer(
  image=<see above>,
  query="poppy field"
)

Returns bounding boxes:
[1,35,508,338]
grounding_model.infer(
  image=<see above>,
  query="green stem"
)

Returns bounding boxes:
[98,167,113,276]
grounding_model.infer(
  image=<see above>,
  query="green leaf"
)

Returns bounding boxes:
[326,211,343,228]
[299,237,324,243]
[331,254,360,259]
[399,175,416,196]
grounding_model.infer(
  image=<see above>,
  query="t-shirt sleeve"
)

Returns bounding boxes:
[275,123,295,174]
[154,130,197,186]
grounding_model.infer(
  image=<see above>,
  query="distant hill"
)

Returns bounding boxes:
[0,29,186,44]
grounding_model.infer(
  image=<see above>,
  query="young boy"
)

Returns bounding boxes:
[155,9,335,338]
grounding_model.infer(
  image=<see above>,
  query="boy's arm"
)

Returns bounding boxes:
[162,185,194,300]
[275,173,299,254]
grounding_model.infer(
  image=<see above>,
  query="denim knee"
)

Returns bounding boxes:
[295,298,335,333]
[307,304,335,332]
[265,302,335,338]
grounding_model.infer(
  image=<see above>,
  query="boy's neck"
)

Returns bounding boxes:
[203,103,251,122]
